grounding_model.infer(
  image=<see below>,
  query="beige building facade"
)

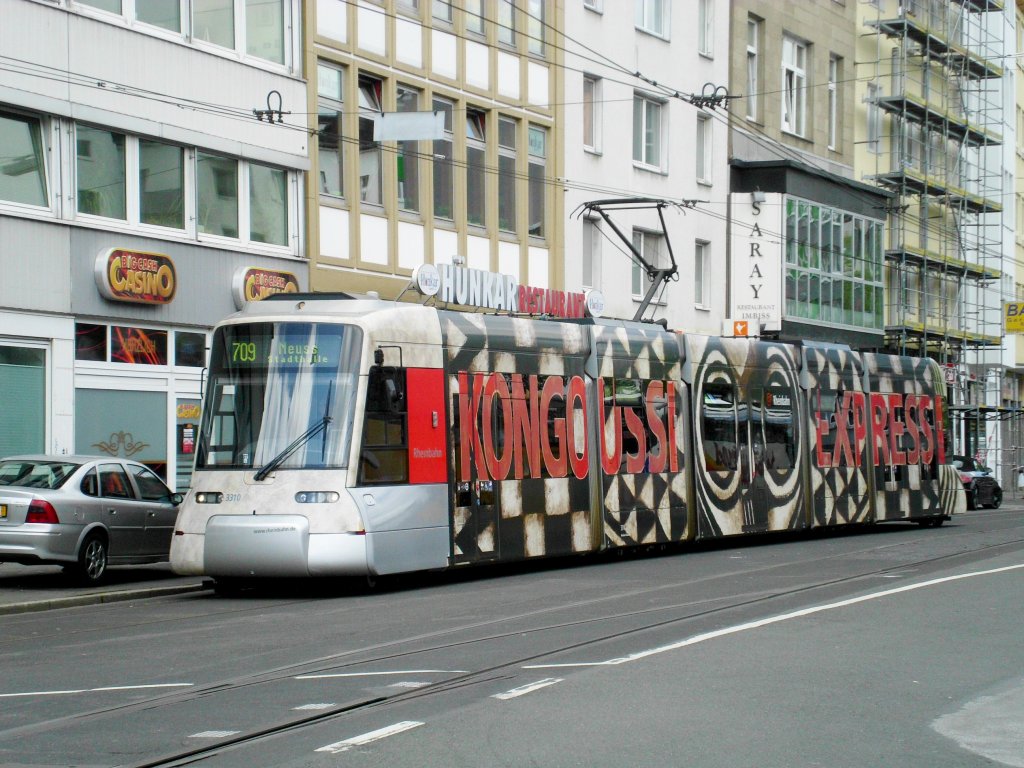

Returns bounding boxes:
[304,0,563,301]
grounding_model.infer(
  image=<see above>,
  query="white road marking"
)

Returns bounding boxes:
[315,721,424,754]
[295,670,465,680]
[293,703,336,711]
[388,681,430,689]
[0,683,193,699]
[492,678,563,700]
[189,731,239,738]
[526,563,1024,669]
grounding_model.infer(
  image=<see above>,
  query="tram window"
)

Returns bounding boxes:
[702,381,738,471]
[359,366,409,485]
[762,387,795,470]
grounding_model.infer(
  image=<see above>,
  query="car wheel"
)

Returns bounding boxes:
[967,486,978,511]
[72,533,109,584]
[989,489,1002,509]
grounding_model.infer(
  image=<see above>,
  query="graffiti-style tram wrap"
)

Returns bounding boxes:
[169,295,964,582]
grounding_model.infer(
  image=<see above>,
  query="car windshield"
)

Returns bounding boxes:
[195,321,362,471]
[0,460,80,490]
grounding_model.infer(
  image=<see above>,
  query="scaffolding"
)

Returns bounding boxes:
[862,0,1010,480]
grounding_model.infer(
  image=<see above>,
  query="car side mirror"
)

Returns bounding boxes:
[170,492,184,506]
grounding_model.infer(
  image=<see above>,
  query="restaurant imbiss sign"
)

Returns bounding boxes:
[95,248,176,304]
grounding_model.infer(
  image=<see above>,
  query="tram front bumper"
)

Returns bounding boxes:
[195,515,369,578]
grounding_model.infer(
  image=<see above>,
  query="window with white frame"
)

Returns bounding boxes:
[528,125,546,237]
[583,75,601,152]
[633,93,663,169]
[317,62,344,199]
[746,17,759,121]
[582,217,600,289]
[197,152,290,246]
[867,82,882,154]
[397,85,420,213]
[695,240,709,307]
[631,229,664,297]
[498,0,515,46]
[77,0,182,33]
[698,0,712,57]
[584,0,602,11]
[465,0,485,35]
[192,0,291,65]
[635,0,668,38]
[527,0,544,55]
[358,74,383,206]
[432,0,452,23]
[828,55,839,150]
[696,113,711,184]
[0,110,50,209]
[466,109,486,227]
[76,125,186,231]
[781,35,807,137]
[498,117,517,232]
[433,97,454,220]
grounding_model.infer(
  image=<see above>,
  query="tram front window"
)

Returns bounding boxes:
[196,322,362,471]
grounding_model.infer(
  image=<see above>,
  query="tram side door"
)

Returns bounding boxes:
[450,377,500,566]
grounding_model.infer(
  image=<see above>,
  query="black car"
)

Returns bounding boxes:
[951,455,1002,510]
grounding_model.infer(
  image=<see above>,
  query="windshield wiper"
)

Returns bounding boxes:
[254,382,333,482]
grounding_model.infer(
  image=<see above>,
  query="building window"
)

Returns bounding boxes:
[866,82,882,154]
[465,0,485,34]
[432,97,454,220]
[396,86,420,213]
[633,93,663,169]
[527,0,544,55]
[696,113,711,184]
[192,0,290,65]
[781,35,807,137]
[828,55,839,151]
[76,125,126,220]
[0,110,48,208]
[582,217,600,289]
[746,17,759,121]
[498,117,517,232]
[139,139,184,229]
[697,0,712,57]
[784,197,884,330]
[317,62,344,199]
[635,0,667,38]
[249,163,287,245]
[631,229,664,297]
[197,152,238,237]
[528,125,546,237]
[466,109,487,227]
[498,0,515,46]
[583,75,601,152]
[78,0,181,32]
[695,240,708,307]
[432,0,452,23]
[358,75,383,206]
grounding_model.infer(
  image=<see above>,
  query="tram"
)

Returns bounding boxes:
[169,293,965,583]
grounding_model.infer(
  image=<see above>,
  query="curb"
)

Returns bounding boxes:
[0,582,211,616]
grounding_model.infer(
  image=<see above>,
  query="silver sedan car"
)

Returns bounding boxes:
[0,455,183,584]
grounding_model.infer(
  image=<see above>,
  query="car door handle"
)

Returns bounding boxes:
[107,508,117,515]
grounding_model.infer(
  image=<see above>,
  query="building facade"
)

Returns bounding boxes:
[0,0,308,489]
[727,0,891,349]
[561,0,729,331]
[306,0,563,311]
[855,0,1010,477]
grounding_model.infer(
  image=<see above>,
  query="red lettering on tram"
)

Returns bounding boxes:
[455,372,676,482]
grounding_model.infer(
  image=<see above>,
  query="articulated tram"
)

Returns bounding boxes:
[169,294,965,583]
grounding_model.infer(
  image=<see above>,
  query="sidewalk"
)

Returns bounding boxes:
[0,562,209,616]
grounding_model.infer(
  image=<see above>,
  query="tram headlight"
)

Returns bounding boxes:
[295,491,340,504]
[195,492,223,504]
